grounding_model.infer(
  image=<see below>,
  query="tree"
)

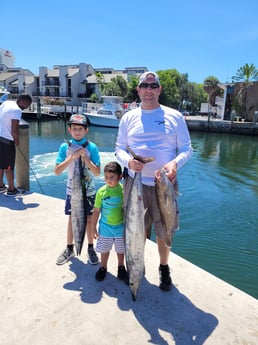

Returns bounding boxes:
[232,63,258,82]
[177,73,190,110]
[111,76,128,97]
[89,93,98,103]
[95,72,105,93]
[124,76,139,103]
[102,82,120,96]
[96,69,217,113]
[185,82,208,113]
[203,76,221,123]
[157,69,180,108]
[232,63,258,118]
[203,76,221,106]
[102,76,128,98]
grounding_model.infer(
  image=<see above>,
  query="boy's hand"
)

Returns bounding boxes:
[93,228,99,239]
[71,148,85,160]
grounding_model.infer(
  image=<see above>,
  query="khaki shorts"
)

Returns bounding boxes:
[123,175,178,240]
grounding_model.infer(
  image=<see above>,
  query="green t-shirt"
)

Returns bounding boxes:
[94,183,123,227]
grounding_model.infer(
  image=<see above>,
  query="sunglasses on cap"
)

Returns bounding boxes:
[139,83,160,89]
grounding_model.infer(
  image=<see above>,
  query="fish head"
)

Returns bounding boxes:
[155,168,169,188]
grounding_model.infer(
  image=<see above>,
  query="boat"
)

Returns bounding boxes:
[82,96,125,128]
[0,87,9,104]
[22,110,62,121]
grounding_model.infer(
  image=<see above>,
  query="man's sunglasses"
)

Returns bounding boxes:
[139,83,160,89]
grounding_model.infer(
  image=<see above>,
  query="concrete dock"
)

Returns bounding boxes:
[185,116,258,135]
[0,192,257,345]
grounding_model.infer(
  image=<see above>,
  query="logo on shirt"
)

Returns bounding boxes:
[155,120,165,125]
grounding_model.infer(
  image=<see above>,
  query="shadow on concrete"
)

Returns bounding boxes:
[64,258,218,345]
[0,194,39,210]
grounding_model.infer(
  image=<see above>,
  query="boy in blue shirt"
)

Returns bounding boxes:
[92,161,127,281]
[55,114,100,265]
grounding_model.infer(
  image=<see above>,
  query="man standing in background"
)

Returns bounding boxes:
[0,94,32,196]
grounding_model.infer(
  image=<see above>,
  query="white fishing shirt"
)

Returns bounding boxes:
[0,100,21,140]
[115,105,193,186]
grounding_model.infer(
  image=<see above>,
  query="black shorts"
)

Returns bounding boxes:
[0,138,15,170]
[65,194,95,216]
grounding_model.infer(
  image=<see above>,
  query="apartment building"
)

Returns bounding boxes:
[0,59,147,106]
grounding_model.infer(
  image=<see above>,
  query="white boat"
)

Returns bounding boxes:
[0,87,9,104]
[82,96,125,128]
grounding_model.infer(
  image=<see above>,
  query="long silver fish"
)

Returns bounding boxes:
[125,147,154,301]
[71,157,87,256]
[125,171,145,301]
[155,169,179,248]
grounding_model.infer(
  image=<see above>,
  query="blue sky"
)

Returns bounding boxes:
[2,0,258,83]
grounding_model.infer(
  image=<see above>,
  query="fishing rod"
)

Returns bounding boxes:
[17,146,45,195]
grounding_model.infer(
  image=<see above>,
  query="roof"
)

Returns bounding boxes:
[87,73,127,84]
[46,67,79,78]
[46,69,59,77]
[9,75,34,85]
[0,72,18,81]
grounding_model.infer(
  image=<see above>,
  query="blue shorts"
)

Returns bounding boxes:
[65,194,95,216]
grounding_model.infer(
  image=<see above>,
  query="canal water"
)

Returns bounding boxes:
[27,120,258,299]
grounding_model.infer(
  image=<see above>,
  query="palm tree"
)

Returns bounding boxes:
[203,76,220,123]
[95,72,105,94]
[232,63,258,119]
[203,76,220,106]
[232,63,258,82]
[110,76,128,97]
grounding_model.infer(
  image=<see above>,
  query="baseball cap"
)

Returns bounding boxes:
[138,71,160,86]
[68,114,88,126]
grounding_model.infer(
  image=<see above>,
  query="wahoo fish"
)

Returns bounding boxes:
[125,147,154,301]
[155,169,179,248]
[71,157,87,255]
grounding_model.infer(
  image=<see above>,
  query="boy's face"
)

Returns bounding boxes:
[104,172,121,188]
[68,124,88,140]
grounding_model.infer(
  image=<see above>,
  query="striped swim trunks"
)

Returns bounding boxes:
[96,236,125,254]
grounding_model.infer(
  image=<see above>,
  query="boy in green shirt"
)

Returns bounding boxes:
[92,161,127,281]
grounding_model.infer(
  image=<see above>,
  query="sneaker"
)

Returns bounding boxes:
[95,267,107,281]
[159,265,173,291]
[6,188,26,196]
[87,247,99,265]
[6,188,20,196]
[56,247,75,265]
[0,184,7,194]
[117,265,127,280]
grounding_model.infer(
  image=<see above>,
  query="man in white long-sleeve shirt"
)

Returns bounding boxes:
[115,71,193,291]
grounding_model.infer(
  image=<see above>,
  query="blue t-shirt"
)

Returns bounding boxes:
[56,138,100,196]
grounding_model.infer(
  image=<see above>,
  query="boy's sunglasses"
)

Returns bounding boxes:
[139,83,160,89]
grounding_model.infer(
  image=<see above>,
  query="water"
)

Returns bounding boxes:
[27,120,258,299]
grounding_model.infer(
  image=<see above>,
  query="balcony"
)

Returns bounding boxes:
[42,80,60,87]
